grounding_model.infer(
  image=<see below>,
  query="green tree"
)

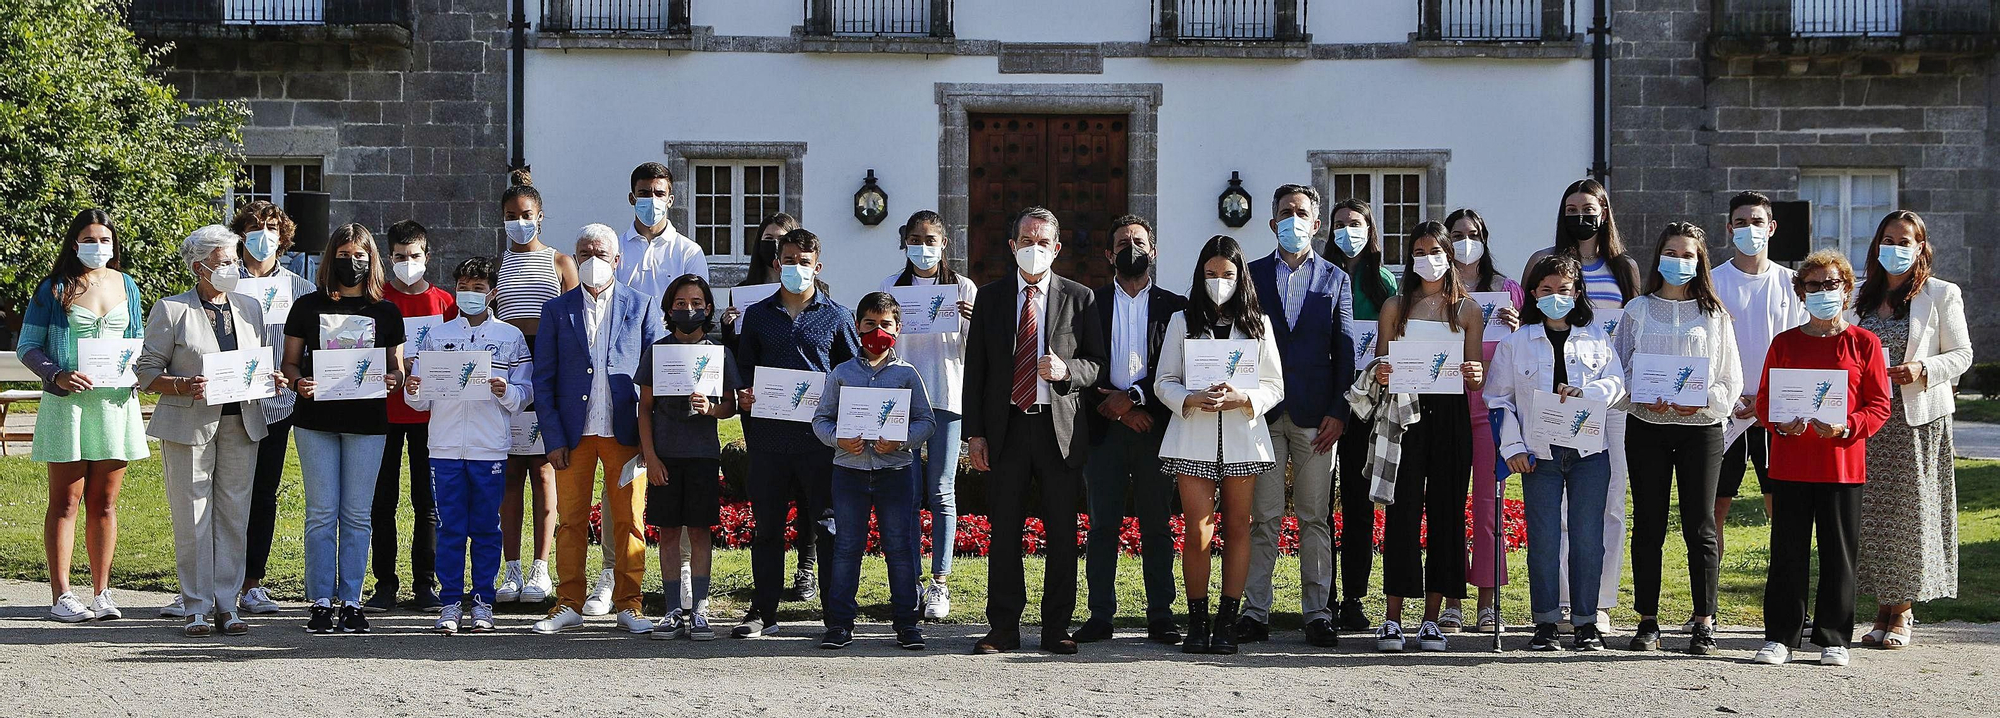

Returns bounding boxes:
[0,0,245,327]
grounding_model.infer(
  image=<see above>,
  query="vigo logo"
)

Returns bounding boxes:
[352,357,372,386]
[691,354,712,383]
[1428,352,1450,381]
[457,361,479,389]
[1811,381,1834,410]
[1224,349,1246,378]
[926,294,946,321]
[875,398,899,428]
[789,381,812,409]
[1569,409,1592,436]
[243,358,260,387]
[1672,366,1695,393]
[259,286,280,310]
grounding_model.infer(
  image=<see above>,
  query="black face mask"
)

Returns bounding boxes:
[1115,245,1151,278]
[332,257,369,287]
[1560,214,1602,244]
[669,308,710,334]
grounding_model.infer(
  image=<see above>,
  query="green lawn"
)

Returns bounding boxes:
[1956,398,2000,424]
[1,429,1993,628]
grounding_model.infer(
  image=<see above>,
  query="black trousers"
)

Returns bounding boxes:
[1381,395,1471,601]
[1334,422,1376,603]
[244,416,293,583]
[371,423,436,593]
[1718,424,1770,498]
[1627,419,1724,618]
[985,409,1082,639]
[749,447,833,621]
[1764,479,1861,648]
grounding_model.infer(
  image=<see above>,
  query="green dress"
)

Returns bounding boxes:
[30,304,149,463]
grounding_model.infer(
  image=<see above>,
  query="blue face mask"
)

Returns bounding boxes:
[780,263,815,294]
[1731,225,1767,256]
[1657,255,1697,286]
[1805,289,1844,320]
[634,196,668,227]
[906,244,942,271]
[1877,244,1917,275]
[1331,227,1366,257]
[244,230,278,262]
[1276,216,1314,255]
[1536,293,1575,320]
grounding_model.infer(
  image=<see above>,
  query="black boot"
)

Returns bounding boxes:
[1181,597,1211,654]
[1209,596,1241,655]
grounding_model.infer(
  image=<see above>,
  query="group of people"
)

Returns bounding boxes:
[20,164,1968,665]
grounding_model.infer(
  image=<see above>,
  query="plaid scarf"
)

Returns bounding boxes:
[1343,356,1423,506]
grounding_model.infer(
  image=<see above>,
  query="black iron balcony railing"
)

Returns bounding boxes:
[802,0,954,37]
[539,0,692,34]
[1153,0,1309,41]
[126,0,410,27]
[1415,0,1575,41]
[1713,0,1997,37]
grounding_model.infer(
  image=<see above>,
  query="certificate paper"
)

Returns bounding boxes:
[1766,368,1849,425]
[651,344,726,397]
[314,347,388,401]
[234,277,295,325]
[510,410,544,455]
[1629,353,1711,407]
[1182,338,1261,388]
[201,347,278,406]
[1353,320,1380,368]
[417,350,492,401]
[1595,308,1625,340]
[1387,340,1464,394]
[836,386,912,442]
[1528,389,1609,452]
[888,284,961,335]
[749,367,825,422]
[1470,292,1514,343]
[404,316,444,352]
[75,338,142,388]
[731,283,781,332]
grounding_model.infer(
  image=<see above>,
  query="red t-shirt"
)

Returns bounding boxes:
[1754,325,1892,484]
[386,284,458,424]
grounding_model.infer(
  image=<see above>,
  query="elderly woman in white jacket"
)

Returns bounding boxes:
[1153,236,1284,656]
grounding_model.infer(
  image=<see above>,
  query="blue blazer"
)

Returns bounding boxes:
[1247,251,1356,427]
[532,284,660,451]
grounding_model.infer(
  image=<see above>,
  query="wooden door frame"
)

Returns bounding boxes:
[935,83,1162,280]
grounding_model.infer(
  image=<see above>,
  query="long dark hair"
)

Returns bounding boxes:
[1519,254,1597,328]
[1391,221,1471,339]
[1330,198,1393,307]
[44,209,121,309]
[892,210,961,287]
[1184,235,1265,339]
[745,212,798,285]
[1640,222,1723,315]
[1444,207,1507,292]
[1553,178,1640,302]
[1855,210,1931,320]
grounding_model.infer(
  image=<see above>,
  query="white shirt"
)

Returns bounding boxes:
[1109,280,1151,392]
[1015,272,1052,405]
[1274,250,1316,328]
[877,272,978,414]
[582,286,615,438]
[405,317,532,461]
[1710,260,1805,395]
[617,222,709,301]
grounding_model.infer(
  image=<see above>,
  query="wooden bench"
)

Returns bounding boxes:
[0,352,40,456]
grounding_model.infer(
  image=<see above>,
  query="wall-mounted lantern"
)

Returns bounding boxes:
[1218,171,1252,228]
[854,169,888,226]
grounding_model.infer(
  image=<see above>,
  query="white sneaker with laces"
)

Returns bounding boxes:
[158,594,187,618]
[615,608,653,634]
[531,606,584,634]
[687,610,715,641]
[1375,620,1406,652]
[1820,646,1850,667]
[90,590,122,620]
[922,580,951,621]
[1418,621,1448,651]
[520,561,553,603]
[496,561,524,603]
[50,592,96,623]
[435,604,463,634]
[239,586,282,614]
[1752,641,1791,665]
[582,569,616,616]
[470,599,496,632]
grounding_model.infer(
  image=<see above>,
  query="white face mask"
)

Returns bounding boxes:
[1413,252,1451,283]
[1452,238,1485,265]
[456,290,490,316]
[906,244,943,271]
[204,261,240,293]
[578,257,614,289]
[392,260,426,285]
[1204,277,1237,305]
[505,219,538,246]
[1014,244,1055,277]
[76,242,114,269]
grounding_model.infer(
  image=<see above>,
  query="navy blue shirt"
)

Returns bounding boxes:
[736,289,861,453]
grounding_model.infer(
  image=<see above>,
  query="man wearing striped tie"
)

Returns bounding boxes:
[964,207,1107,656]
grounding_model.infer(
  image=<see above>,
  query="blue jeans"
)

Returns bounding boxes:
[296,428,387,604]
[432,458,506,606]
[916,409,962,576]
[827,464,921,630]
[1522,446,1611,627]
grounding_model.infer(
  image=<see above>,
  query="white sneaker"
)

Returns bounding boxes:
[1752,641,1791,665]
[520,561,552,603]
[1375,620,1406,652]
[922,579,951,621]
[238,586,281,614]
[1820,646,1850,667]
[531,606,584,634]
[495,561,524,603]
[1595,610,1615,635]
[50,592,96,623]
[615,608,653,634]
[435,604,463,634]
[687,610,715,641]
[89,590,122,620]
[469,599,496,632]
[652,608,685,640]
[158,594,187,618]
[1418,621,1449,651]
[582,568,615,616]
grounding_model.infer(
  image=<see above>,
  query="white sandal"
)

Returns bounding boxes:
[1882,611,1913,649]
[183,614,213,637]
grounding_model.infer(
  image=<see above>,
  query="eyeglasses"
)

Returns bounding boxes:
[1800,279,1846,293]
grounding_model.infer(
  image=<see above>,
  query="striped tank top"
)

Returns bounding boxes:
[1581,257,1625,308]
[498,246,561,321]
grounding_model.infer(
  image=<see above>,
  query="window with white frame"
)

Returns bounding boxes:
[1329,169,1426,266]
[1799,170,1898,272]
[229,160,323,216]
[690,160,784,263]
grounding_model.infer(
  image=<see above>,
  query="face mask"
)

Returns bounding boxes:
[244,230,278,262]
[505,219,538,246]
[1728,225,1766,256]
[859,327,897,356]
[634,196,669,227]
[1536,292,1575,320]
[1805,289,1845,320]
[332,257,369,287]
[1014,244,1055,277]
[1331,227,1365,257]
[1115,244,1151,278]
[668,308,710,334]
[76,242,114,269]
[1560,214,1602,244]
[1204,278,1237,305]
[1657,255,1697,287]
[578,257,614,289]
[392,260,426,285]
[1878,244,1917,275]
[780,263,816,294]
[205,262,240,293]
[1452,238,1485,265]
[905,244,943,271]
[456,291,490,316]
[1276,216,1314,255]
[1413,253,1450,283]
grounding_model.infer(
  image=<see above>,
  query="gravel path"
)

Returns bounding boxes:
[3,581,1995,717]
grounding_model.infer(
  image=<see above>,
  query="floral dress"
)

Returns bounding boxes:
[1854,313,1957,603]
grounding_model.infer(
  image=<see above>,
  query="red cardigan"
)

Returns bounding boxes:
[1755,325,1892,484]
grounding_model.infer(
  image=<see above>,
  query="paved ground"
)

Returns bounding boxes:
[2,581,1995,717]
[1957,420,2000,460]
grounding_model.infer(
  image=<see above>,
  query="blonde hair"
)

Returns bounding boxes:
[1793,249,1856,302]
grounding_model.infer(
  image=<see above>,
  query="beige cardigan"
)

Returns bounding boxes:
[1843,277,1972,426]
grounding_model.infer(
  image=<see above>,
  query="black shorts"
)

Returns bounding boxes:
[1717,425,1770,498]
[646,457,722,529]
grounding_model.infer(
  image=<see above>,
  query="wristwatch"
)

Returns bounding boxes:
[1126,387,1145,406]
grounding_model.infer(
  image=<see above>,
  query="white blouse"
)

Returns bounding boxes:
[878,272,978,414]
[1612,294,1743,426]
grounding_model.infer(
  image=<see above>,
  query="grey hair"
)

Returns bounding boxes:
[1272,183,1321,217]
[1010,206,1060,240]
[181,224,241,269]
[575,223,620,256]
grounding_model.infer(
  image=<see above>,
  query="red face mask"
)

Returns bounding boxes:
[860,327,897,355]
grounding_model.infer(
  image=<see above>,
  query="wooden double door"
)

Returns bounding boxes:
[965,113,1129,289]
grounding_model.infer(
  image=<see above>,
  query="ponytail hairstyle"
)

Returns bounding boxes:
[1391,221,1471,338]
[1331,198,1393,308]
[1641,221,1723,316]
[1444,207,1506,292]
[1183,235,1266,340]
[893,209,960,287]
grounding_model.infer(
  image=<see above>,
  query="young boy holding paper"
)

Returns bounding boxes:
[810,291,935,651]
[403,258,530,633]
[634,274,740,641]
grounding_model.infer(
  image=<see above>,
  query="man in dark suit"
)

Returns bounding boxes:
[1238,184,1357,647]
[1071,215,1187,645]
[964,206,1107,655]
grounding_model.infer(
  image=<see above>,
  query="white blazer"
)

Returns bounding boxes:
[1154,312,1286,466]
[1484,322,1626,461]
[1844,277,1972,426]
